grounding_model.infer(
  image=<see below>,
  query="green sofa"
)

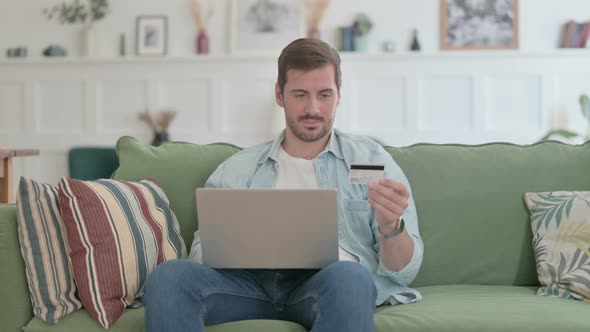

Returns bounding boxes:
[2,137,590,332]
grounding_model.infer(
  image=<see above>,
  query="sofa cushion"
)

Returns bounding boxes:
[375,285,590,331]
[0,204,36,332]
[524,191,590,301]
[23,308,307,332]
[24,286,590,331]
[58,178,186,328]
[112,136,241,247]
[386,141,590,287]
[15,177,82,324]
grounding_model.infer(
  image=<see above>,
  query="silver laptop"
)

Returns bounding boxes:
[196,188,338,269]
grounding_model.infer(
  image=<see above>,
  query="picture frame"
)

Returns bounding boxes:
[440,0,519,51]
[136,15,168,56]
[229,0,305,55]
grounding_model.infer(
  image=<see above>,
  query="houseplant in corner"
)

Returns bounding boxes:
[540,94,590,143]
[44,0,110,56]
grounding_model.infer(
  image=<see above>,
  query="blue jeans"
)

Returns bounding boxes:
[144,260,377,332]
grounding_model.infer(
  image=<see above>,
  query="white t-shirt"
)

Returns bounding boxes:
[276,146,359,263]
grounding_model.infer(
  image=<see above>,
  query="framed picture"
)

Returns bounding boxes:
[440,0,519,50]
[136,15,168,56]
[229,0,305,55]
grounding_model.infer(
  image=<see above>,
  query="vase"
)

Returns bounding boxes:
[196,30,209,55]
[339,26,354,51]
[80,25,99,57]
[151,132,170,147]
[353,34,370,52]
[307,27,321,39]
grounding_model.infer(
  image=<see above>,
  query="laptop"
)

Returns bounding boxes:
[196,188,338,269]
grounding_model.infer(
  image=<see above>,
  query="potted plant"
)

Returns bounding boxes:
[43,0,110,56]
[352,13,373,52]
[540,94,590,143]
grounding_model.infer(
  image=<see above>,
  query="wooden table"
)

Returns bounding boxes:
[0,148,40,204]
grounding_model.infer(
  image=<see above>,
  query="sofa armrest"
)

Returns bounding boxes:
[0,204,33,332]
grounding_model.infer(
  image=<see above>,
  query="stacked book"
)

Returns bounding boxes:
[562,20,590,48]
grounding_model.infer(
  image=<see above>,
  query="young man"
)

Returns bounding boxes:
[144,38,423,332]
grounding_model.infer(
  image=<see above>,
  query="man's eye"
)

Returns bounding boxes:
[321,93,332,98]
[295,94,304,98]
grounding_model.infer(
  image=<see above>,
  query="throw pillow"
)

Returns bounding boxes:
[112,136,241,246]
[15,177,82,324]
[524,191,590,302]
[58,177,187,328]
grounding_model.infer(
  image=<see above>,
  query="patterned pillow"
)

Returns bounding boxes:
[58,177,187,328]
[15,177,82,324]
[524,191,590,302]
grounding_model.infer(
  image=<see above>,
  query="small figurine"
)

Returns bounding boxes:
[43,45,68,57]
[410,29,421,51]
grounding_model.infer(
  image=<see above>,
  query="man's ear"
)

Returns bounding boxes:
[275,82,285,108]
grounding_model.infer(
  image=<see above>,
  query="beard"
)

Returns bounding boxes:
[286,113,334,142]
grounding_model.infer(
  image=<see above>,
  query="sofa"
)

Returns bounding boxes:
[2,137,590,332]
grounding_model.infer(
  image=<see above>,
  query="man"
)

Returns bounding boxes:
[144,38,423,332]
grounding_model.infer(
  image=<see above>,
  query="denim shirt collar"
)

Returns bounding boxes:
[256,129,345,165]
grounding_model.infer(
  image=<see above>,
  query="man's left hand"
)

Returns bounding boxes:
[367,179,410,233]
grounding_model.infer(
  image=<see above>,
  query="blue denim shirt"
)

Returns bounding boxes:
[189,129,424,305]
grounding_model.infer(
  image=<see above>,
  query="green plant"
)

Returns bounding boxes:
[44,0,109,25]
[540,94,590,142]
[352,13,373,36]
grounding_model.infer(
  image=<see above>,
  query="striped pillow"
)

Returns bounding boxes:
[15,177,82,324]
[58,177,186,328]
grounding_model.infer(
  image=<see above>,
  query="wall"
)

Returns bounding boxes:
[2,51,590,187]
[2,0,590,196]
[1,0,590,57]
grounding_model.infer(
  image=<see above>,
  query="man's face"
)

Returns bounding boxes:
[275,64,340,143]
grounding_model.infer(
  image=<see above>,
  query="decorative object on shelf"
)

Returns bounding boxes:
[191,0,215,55]
[382,40,396,53]
[229,0,304,55]
[539,94,590,143]
[119,33,126,56]
[43,0,110,56]
[440,0,519,51]
[410,29,421,51]
[138,109,177,146]
[561,20,590,48]
[42,45,68,57]
[6,47,28,58]
[352,13,373,52]
[136,15,168,56]
[338,26,354,51]
[304,0,331,40]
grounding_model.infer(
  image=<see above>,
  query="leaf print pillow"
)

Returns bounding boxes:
[524,191,590,302]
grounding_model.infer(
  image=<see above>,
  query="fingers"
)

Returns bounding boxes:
[367,179,409,222]
[368,187,407,208]
[368,181,409,204]
[368,195,403,226]
[374,179,410,198]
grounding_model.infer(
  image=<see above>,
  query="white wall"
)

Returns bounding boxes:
[1,0,590,57]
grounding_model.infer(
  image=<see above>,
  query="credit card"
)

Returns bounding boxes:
[348,163,385,184]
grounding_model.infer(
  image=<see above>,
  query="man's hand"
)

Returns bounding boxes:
[367,179,410,233]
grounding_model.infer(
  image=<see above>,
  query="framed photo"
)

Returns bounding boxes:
[440,0,519,50]
[136,15,168,56]
[229,0,305,55]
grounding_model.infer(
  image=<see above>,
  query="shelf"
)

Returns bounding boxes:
[1,49,590,65]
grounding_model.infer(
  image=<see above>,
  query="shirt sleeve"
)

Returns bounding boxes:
[371,146,424,287]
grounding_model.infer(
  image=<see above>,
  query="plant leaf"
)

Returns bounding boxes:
[580,94,590,121]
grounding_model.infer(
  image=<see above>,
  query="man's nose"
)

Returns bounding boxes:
[305,96,321,114]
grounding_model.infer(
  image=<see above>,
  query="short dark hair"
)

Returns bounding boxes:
[277,38,342,94]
